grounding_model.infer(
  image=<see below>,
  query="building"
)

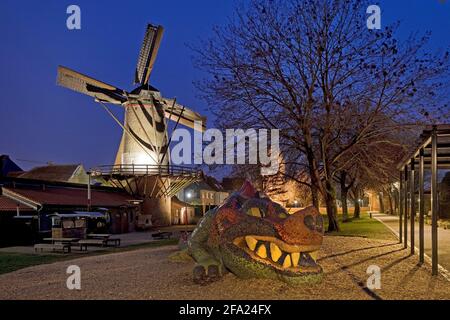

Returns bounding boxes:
[0,194,36,246]
[177,176,230,215]
[0,155,23,177]
[171,196,195,225]
[0,177,141,246]
[15,164,89,184]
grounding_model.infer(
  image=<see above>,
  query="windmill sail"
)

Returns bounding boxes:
[134,24,164,86]
[162,99,206,132]
[57,66,128,104]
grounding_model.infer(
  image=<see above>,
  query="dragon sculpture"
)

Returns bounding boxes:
[188,181,324,285]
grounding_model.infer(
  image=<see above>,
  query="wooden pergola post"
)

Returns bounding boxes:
[396,125,450,275]
[419,148,425,263]
[431,126,438,275]
[404,167,408,249]
[410,159,415,255]
[399,170,403,244]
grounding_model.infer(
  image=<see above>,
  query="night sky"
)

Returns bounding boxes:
[1,0,449,172]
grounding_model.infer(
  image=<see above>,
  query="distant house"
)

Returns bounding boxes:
[171,196,195,225]
[16,164,89,184]
[177,176,229,215]
[0,155,23,177]
[0,194,35,246]
[0,178,141,246]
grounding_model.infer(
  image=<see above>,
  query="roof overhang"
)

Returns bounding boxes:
[49,212,106,219]
[1,188,40,211]
[397,125,450,170]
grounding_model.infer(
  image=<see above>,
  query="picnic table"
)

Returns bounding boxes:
[36,238,79,254]
[86,233,121,247]
[43,238,80,245]
[35,243,71,253]
[87,233,112,239]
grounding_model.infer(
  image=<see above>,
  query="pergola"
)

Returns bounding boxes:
[397,125,450,276]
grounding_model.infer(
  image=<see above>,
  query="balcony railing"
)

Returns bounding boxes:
[90,164,202,178]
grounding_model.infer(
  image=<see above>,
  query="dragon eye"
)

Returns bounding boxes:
[304,215,315,231]
[247,207,264,218]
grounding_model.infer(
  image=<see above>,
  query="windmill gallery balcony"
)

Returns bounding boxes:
[90,164,203,199]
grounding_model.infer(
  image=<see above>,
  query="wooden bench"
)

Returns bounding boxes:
[34,243,71,254]
[106,238,121,247]
[78,239,107,251]
[151,231,173,240]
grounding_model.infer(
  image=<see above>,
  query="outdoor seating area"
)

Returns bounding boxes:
[34,243,71,254]
[33,233,121,254]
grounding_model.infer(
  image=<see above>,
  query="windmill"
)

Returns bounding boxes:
[57,23,205,226]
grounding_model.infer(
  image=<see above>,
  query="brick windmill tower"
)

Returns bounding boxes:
[57,23,205,226]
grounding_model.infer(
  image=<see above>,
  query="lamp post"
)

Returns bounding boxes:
[87,171,91,212]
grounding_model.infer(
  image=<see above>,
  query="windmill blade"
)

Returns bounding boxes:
[162,98,206,132]
[134,24,164,86]
[57,66,128,105]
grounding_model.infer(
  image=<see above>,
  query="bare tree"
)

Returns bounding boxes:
[194,0,450,231]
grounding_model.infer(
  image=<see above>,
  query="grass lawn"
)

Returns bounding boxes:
[324,212,397,241]
[0,253,65,275]
[0,238,178,275]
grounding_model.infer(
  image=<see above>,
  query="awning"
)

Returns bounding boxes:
[49,212,106,219]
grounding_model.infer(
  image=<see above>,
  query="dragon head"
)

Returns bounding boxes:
[208,181,324,284]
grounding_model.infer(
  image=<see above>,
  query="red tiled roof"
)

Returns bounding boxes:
[0,195,33,212]
[4,186,136,208]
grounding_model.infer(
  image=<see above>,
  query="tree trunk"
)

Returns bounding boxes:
[353,187,361,218]
[311,184,319,209]
[341,189,349,222]
[325,181,340,232]
[378,193,385,213]
[340,172,349,222]
[388,191,394,215]
[395,187,400,215]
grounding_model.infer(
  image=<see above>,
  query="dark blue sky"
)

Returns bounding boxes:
[1,0,449,171]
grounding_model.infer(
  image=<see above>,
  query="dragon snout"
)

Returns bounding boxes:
[276,206,324,247]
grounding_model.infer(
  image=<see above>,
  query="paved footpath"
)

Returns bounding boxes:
[374,213,450,276]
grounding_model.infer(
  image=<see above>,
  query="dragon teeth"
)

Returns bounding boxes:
[282,254,292,268]
[270,243,282,262]
[291,252,300,267]
[256,243,267,258]
[242,237,319,269]
[245,236,258,251]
